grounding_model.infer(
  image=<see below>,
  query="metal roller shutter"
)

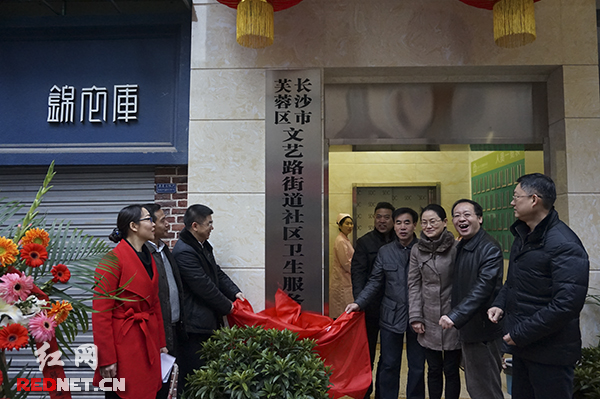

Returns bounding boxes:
[0,165,155,398]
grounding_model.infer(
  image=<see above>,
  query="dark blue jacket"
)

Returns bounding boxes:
[355,236,417,334]
[173,228,241,335]
[492,208,589,365]
[447,228,504,343]
[351,229,395,318]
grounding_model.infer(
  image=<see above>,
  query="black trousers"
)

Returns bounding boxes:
[511,355,575,399]
[424,348,461,399]
[177,332,213,396]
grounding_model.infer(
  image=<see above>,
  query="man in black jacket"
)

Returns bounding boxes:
[350,201,395,399]
[347,207,426,399]
[488,173,589,399]
[440,199,504,399]
[173,204,244,393]
[143,203,185,399]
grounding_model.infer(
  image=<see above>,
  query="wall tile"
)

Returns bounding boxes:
[188,120,265,193]
[567,194,600,270]
[190,69,266,120]
[565,118,600,193]
[563,66,600,119]
[190,0,596,70]
[559,0,599,65]
[223,268,266,312]
[581,270,600,348]
[187,193,265,269]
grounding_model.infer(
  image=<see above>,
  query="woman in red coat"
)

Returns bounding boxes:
[93,204,167,399]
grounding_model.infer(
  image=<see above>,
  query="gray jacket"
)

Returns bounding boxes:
[408,229,460,351]
[355,236,417,334]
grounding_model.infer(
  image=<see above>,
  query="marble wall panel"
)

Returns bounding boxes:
[190,69,266,120]
[187,193,265,269]
[563,66,600,119]
[568,194,600,271]
[188,120,265,193]
[581,270,600,348]
[565,119,600,193]
[190,0,596,70]
[224,268,266,312]
[560,0,599,65]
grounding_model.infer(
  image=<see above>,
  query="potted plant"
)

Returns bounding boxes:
[183,325,332,399]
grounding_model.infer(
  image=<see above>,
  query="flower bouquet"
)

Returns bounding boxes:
[0,162,115,398]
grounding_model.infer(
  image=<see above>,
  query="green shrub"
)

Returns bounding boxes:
[183,325,332,399]
[574,294,600,399]
[574,346,600,399]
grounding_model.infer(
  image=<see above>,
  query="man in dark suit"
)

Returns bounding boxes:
[488,174,589,399]
[143,203,185,399]
[350,202,396,399]
[172,204,244,393]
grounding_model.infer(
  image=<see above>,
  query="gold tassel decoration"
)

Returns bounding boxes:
[237,0,274,48]
[493,0,536,48]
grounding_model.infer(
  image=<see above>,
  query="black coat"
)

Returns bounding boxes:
[355,236,417,334]
[351,229,395,317]
[146,241,185,354]
[447,228,504,343]
[172,228,241,335]
[492,209,589,365]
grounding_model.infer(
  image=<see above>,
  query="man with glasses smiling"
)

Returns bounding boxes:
[488,173,589,399]
[440,198,504,399]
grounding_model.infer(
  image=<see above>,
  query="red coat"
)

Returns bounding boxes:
[92,240,166,398]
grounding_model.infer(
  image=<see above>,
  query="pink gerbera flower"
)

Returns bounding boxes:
[28,312,57,343]
[0,273,34,304]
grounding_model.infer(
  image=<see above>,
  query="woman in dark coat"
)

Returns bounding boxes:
[408,204,461,399]
[93,204,166,399]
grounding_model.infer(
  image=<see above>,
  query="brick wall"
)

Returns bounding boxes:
[154,166,188,249]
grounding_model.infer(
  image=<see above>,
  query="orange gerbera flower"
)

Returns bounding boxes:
[51,264,71,283]
[0,237,19,266]
[20,243,48,268]
[21,228,50,247]
[0,323,29,351]
[48,300,73,324]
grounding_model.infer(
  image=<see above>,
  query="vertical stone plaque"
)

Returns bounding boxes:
[265,69,323,312]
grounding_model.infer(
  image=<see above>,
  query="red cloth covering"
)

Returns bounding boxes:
[227,289,371,399]
[458,0,541,10]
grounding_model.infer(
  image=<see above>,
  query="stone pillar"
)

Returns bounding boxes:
[546,64,600,346]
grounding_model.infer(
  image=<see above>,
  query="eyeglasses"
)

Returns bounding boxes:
[138,216,153,223]
[512,194,542,201]
[421,219,442,227]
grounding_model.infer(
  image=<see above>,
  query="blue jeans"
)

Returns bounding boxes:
[375,326,426,399]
